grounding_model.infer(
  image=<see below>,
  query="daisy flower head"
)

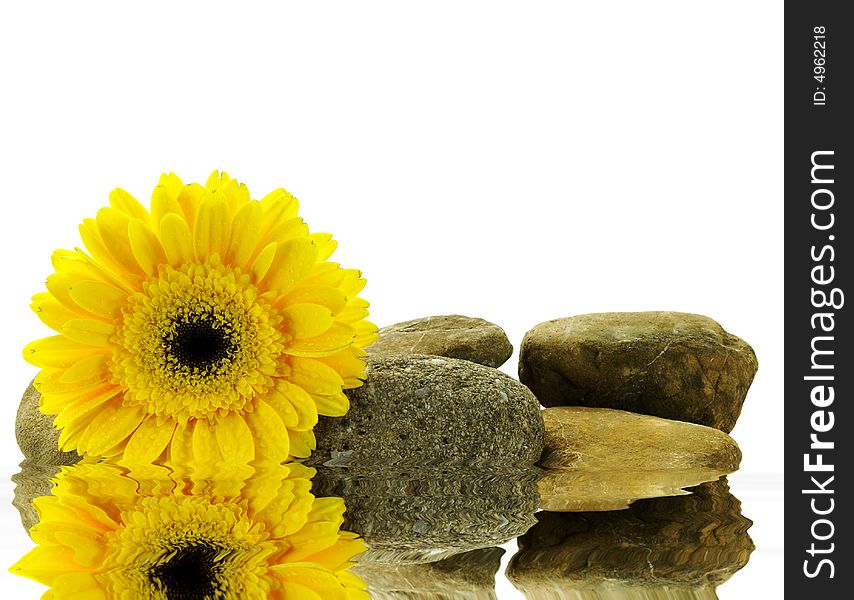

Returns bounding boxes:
[10,461,369,599]
[24,171,376,464]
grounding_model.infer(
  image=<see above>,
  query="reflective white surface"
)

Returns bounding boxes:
[0,1,783,597]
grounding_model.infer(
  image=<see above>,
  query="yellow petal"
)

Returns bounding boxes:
[259,468,314,536]
[167,422,195,466]
[60,319,114,347]
[285,323,356,357]
[309,232,338,261]
[244,461,294,516]
[121,416,176,465]
[284,528,344,562]
[9,546,77,586]
[351,320,378,349]
[176,183,205,227]
[250,241,278,283]
[57,406,102,453]
[46,274,94,318]
[262,238,318,292]
[78,218,140,287]
[58,353,111,385]
[151,173,185,224]
[308,496,348,524]
[302,262,346,287]
[192,419,223,464]
[51,386,122,430]
[277,286,348,315]
[275,381,318,430]
[24,336,95,368]
[225,201,264,266]
[264,218,309,245]
[289,358,345,395]
[259,188,299,221]
[270,583,323,600]
[302,536,367,572]
[214,412,255,464]
[53,531,106,567]
[335,303,369,324]
[287,461,317,482]
[29,505,79,539]
[158,212,194,266]
[212,173,250,215]
[109,187,151,224]
[287,428,316,459]
[31,292,79,331]
[49,572,107,599]
[314,349,368,383]
[340,572,370,597]
[313,392,350,417]
[281,303,334,339]
[36,368,105,396]
[94,207,145,277]
[38,377,105,404]
[205,169,225,191]
[243,399,290,461]
[265,385,300,428]
[51,249,116,287]
[268,566,347,600]
[75,400,145,457]
[194,196,231,261]
[67,280,127,320]
[340,270,367,297]
[128,218,166,276]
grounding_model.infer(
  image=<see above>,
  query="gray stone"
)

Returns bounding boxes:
[354,547,504,600]
[313,465,540,564]
[310,355,544,468]
[507,478,754,596]
[519,312,758,432]
[538,406,741,511]
[15,382,81,466]
[367,315,513,368]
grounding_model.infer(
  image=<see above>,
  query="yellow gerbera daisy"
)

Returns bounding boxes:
[10,461,370,599]
[23,171,376,463]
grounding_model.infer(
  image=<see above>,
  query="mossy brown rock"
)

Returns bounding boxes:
[538,407,741,511]
[519,312,758,432]
[507,479,754,596]
[354,547,504,600]
[367,315,513,368]
[15,382,81,466]
[309,355,544,468]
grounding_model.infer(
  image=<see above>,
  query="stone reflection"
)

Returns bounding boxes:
[507,479,754,600]
[312,464,541,564]
[354,547,505,600]
[12,461,64,534]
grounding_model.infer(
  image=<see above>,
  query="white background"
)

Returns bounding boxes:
[0,2,782,598]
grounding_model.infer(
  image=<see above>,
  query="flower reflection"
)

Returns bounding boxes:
[11,460,369,599]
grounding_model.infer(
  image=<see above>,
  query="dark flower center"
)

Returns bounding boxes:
[149,543,223,599]
[165,316,236,371]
